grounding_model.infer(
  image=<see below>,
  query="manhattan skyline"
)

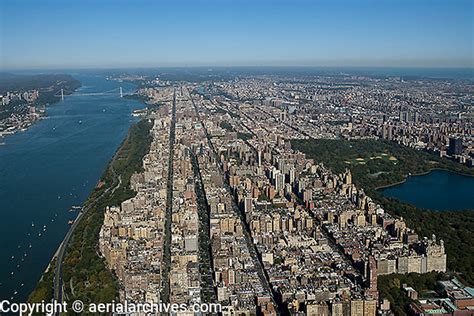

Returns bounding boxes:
[1,1,473,313]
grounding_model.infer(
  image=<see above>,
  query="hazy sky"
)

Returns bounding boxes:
[1,0,473,69]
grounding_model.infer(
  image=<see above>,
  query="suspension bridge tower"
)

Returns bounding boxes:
[120,87,123,98]
[61,89,64,101]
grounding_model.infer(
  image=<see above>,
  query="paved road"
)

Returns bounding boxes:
[53,151,121,309]
[190,150,218,303]
[160,89,176,303]
[189,91,281,313]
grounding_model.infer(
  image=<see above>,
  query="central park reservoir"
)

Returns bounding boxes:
[0,74,143,302]
[380,169,474,211]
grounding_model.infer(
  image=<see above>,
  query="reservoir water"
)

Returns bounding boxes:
[0,74,143,302]
[380,169,474,211]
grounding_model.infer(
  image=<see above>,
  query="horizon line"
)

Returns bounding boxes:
[2,65,474,72]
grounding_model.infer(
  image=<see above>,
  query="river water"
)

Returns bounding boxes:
[0,74,143,302]
[380,169,474,211]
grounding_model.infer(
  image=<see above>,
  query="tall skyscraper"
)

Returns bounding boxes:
[448,137,463,156]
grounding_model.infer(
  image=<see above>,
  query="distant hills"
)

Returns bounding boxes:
[0,73,81,94]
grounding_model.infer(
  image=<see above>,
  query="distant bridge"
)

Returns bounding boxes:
[54,87,131,100]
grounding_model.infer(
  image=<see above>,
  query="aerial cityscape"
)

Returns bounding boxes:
[0,0,473,315]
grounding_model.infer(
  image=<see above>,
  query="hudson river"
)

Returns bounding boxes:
[380,169,474,211]
[0,74,143,302]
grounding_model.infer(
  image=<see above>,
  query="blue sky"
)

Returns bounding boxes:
[1,0,472,69]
